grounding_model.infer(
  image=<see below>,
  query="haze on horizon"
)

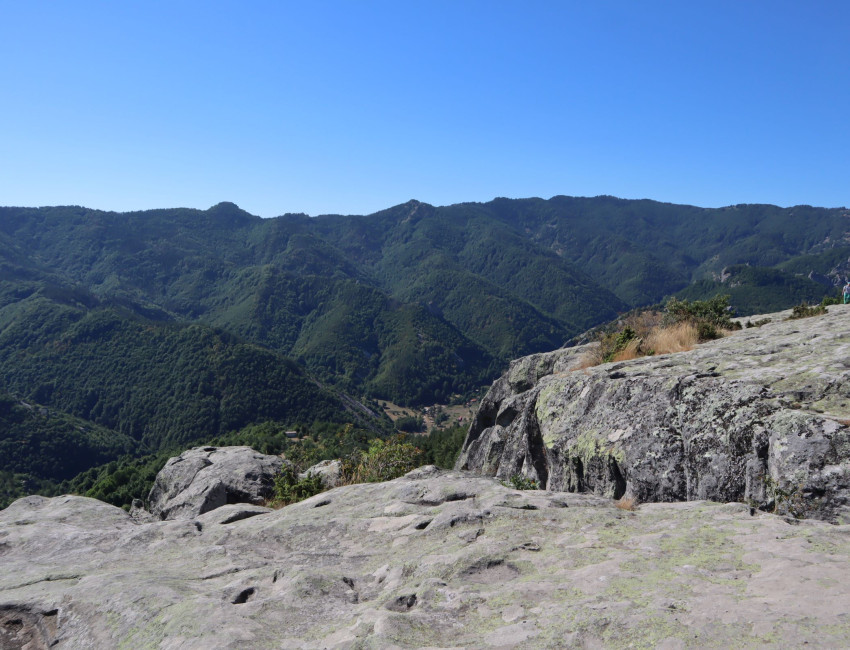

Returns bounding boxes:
[1,1,848,218]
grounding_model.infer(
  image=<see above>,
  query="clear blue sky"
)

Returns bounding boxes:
[1,1,848,217]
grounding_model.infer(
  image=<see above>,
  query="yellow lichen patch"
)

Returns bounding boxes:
[569,429,626,464]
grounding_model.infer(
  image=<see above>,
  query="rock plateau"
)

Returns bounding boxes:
[3,467,850,648]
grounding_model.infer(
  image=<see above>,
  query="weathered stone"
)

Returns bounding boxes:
[147,446,286,520]
[2,472,850,647]
[299,459,344,488]
[128,498,157,523]
[457,304,850,523]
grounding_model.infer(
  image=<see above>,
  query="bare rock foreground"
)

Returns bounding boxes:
[2,467,850,648]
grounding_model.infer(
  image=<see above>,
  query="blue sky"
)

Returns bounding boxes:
[1,1,848,217]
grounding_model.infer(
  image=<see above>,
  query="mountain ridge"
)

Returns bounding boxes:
[2,194,849,507]
[3,195,849,407]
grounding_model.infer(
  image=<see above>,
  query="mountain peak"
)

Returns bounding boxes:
[208,201,243,212]
[206,201,260,223]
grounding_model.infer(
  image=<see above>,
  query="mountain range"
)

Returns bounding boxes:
[1,195,848,506]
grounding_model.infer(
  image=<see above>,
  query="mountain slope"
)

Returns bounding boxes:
[0,390,135,505]
[1,196,848,410]
[0,202,626,404]
[478,196,850,305]
[0,292,373,451]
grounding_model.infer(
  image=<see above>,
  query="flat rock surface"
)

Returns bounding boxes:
[457,305,850,522]
[2,469,850,648]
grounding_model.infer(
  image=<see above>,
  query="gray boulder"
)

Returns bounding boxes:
[147,446,285,520]
[457,304,850,523]
[299,458,344,488]
[3,472,850,647]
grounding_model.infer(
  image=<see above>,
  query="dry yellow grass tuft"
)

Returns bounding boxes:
[573,346,603,371]
[572,319,699,370]
[610,337,642,362]
[645,321,698,355]
[615,496,639,511]
[569,306,740,371]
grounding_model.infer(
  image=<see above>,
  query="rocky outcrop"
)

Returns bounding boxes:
[457,305,850,523]
[300,458,344,488]
[3,470,850,647]
[147,446,285,520]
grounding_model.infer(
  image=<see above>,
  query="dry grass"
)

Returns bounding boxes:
[573,345,603,370]
[571,319,701,370]
[609,337,642,362]
[645,321,698,355]
[623,310,665,338]
[569,308,740,371]
[615,496,639,511]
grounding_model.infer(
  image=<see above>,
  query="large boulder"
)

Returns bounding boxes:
[3,471,850,647]
[147,446,285,520]
[457,305,850,523]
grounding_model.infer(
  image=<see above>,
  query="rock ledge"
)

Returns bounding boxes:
[458,305,850,523]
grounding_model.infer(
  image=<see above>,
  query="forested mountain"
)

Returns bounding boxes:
[0,282,384,506]
[1,195,848,507]
[474,197,850,305]
[0,389,135,505]
[0,200,629,407]
[3,197,849,404]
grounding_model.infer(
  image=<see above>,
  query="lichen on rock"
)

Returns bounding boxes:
[457,304,850,523]
[3,470,850,647]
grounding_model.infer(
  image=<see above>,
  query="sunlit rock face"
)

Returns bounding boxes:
[458,305,850,523]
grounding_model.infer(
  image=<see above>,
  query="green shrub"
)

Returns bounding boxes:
[504,474,540,490]
[269,433,425,507]
[788,302,827,320]
[342,435,423,484]
[696,321,720,341]
[666,295,735,327]
[271,466,326,506]
[821,291,842,307]
[665,295,739,340]
[600,326,638,362]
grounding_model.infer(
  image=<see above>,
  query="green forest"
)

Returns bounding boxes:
[1,196,848,509]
